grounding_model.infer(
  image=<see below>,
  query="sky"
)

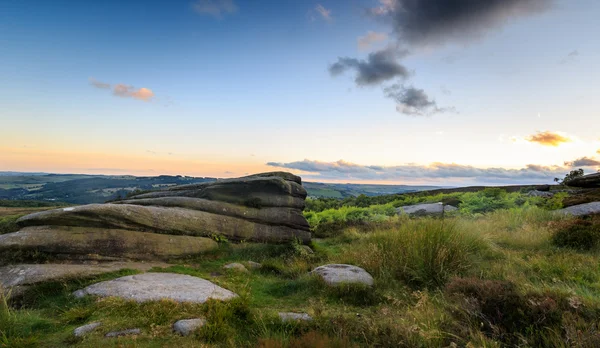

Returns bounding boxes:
[0,0,599,185]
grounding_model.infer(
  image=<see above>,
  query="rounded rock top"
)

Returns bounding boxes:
[311,264,374,287]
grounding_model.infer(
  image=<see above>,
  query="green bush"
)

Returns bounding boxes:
[551,218,600,250]
[305,204,397,237]
[0,215,20,235]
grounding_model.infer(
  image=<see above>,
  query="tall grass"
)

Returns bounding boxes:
[342,218,490,289]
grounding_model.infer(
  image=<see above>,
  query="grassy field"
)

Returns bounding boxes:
[2,190,600,347]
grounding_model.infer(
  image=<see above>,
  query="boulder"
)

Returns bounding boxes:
[396,203,458,217]
[0,226,217,261]
[105,328,141,338]
[557,202,600,217]
[73,272,238,303]
[0,261,167,289]
[311,264,374,287]
[245,261,262,269]
[223,263,248,273]
[278,312,312,322]
[567,173,600,188]
[74,322,102,337]
[173,318,206,336]
[528,190,554,198]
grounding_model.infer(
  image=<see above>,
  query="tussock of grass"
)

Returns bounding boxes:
[341,218,490,288]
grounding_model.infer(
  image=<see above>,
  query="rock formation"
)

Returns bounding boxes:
[567,172,600,188]
[0,172,310,264]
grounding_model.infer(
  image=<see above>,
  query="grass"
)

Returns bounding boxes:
[3,190,600,346]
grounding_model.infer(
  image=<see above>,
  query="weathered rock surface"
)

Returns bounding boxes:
[0,261,167,289]
[311,264,374,287]
[73,272,238,303]
[173,318,206,336]
[567,173,600,188]
[2,172,311,263]
[396,203,458,217]
[528,190,554,198]
[246,261,262,269]
[0,226,217,261]
[223,263,248,273]
[74,322,102,337]
[278,312,312,322]
[557,202,600,217]
[105,328,141,338]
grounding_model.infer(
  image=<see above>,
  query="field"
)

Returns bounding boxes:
[3,189,600,347]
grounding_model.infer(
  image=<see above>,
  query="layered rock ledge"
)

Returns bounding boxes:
[0,172,311,263]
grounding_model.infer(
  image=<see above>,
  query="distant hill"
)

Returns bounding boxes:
[0,172,445,204]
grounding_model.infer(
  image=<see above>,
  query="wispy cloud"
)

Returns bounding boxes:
[192,0,238,18]
[384,84,456,116]
[526,131,572,147]
[559,50,579,65]
[329,46,410,86]
[315,4,332,22]
[565,157,600,167]
[89,78,155,102]
[266,159,568,184]
[357,31,387,51]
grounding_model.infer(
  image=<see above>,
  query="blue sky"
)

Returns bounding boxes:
[1,0,599,185]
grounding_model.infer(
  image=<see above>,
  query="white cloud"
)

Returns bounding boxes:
[315,4,332,22]
[357,31,387,50]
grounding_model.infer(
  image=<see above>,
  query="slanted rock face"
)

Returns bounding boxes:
[567,173,600,188]
[396,203,458,217]
[0,172,310,263]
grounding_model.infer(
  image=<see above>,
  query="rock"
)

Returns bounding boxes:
[299,245,314,254]
[73,272,237,303]
[173,318,206,336]
[245,261,262,269]
[0,226,217,261]
[311,264,374,287]
[73,322,102,337]
[105,328,141,338]
[0,262,167,289]
[4,172,311,263]
[567,173,600,188]
[223,263,248,273]
[278,312,312,322]
[557,202,600,217]
[528,190,555,198]
[396,203,458,217]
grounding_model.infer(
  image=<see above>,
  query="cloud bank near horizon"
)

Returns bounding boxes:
[266,159,596,184]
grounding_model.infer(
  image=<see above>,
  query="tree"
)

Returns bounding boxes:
[555,169,584,186]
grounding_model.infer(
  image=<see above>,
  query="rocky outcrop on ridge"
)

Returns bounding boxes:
[0,172,311,264]
[567,173,600,188]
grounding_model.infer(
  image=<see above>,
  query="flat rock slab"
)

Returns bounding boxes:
[396,203,458,217]
[311,264,374,287]
[105,328,141,338]
[557,202,600,217]
[173,318,206,336]
[278,312,312,322]
[74,322,102,337]
[223,263,248,273]
[73,272,237,303]
[0,262,168,288]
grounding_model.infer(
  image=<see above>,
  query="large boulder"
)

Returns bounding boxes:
[311,264,374,287]
[2,172,311,263]
[557,202,600,217]
[396,203,458,217]
[73,272,237,303]
[567,173,600,188]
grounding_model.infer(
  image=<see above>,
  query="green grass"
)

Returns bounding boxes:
[4,190,600,347]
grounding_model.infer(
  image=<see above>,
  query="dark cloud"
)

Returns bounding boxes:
[384,84,456,116]
[371,0,552,47]
[526,131,571,146]
[266,159,568,184]
[329,46,410,86]
[565,157,600,167]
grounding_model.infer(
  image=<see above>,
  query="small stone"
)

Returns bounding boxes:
[246,261,262,269]
[299,245,314,254]
[528,190,554,198]
[278,312,312,322]
[73,322,102,337]
[173,318,206,336]
[312,264,374,287]
[223,263,248,273]
[105,328,141,338]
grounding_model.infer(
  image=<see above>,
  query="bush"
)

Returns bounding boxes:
[551,218,600,250]
[344,219,489,288]
[0,215,20,235]
[305,205,397,238]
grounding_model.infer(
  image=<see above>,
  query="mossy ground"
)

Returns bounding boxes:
[3,198,600,346]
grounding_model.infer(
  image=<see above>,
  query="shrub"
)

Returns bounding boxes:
[0,215,20,235]
[551,218,600,250]
[344,219,489,288]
